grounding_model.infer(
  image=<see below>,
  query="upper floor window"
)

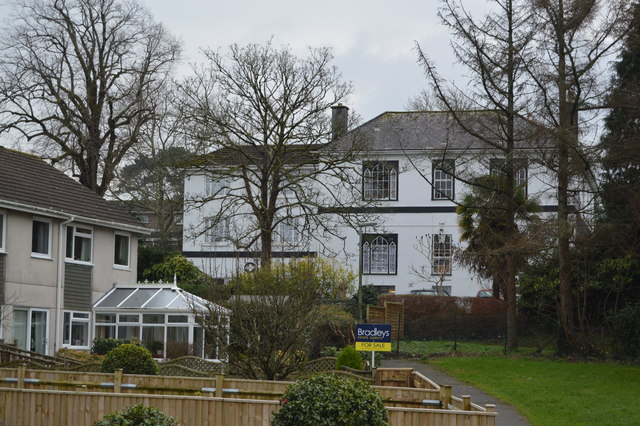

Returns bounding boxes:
[0,212,5,252]
[66,226,92,263]
[432,160,455,200]
[490,158,528,197]
[206,175,227,198]
[114,233,130,268]
[363,161,398,201]
[32,218,51,258]
[363,234,397,275]
[205,218,230,243]
[273,218,301,246]
[432,233,452,276]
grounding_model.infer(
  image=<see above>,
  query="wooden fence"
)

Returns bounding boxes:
[0,365,497,425]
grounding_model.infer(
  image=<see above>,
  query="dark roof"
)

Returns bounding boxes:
[0,147,146,230]
[332,111,546,152]
[192,144,319,167]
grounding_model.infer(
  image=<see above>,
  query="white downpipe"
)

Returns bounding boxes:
[55,216,74,353]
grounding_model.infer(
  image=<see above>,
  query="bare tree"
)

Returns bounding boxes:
[0,0,180,195]
[526,0,632,351]
[179,42,364,266]
[113,85,189,251]
[416,0,540,349]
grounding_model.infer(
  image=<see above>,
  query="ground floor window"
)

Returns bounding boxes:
[13,308,48,354]
[63,311,90,348]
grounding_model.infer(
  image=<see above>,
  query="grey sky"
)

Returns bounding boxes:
[142,0,488,122]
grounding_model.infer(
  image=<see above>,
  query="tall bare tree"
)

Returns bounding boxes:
[179,42,363,266]
[0,0,180,195]
[416,0,538,349]
[527,0,632,351]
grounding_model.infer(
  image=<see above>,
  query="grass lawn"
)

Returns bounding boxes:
[418,349,640,425]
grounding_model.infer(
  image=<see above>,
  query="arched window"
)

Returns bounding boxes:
[363,234,397,275]
[363,161,398,201]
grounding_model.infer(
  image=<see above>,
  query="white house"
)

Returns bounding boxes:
[182,107,568,296]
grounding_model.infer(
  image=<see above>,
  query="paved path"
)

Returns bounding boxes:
[380,359,531,426]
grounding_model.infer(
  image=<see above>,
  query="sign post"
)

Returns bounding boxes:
[355,323,392,368]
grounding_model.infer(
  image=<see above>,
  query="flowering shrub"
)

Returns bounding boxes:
[271,374,388,426]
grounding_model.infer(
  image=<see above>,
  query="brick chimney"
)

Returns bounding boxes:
[331,104,349,140]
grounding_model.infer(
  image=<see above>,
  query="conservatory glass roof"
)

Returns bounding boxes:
[93,284,219,312]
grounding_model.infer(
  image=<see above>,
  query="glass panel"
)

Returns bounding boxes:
[168,315,189,323]
[142,326,165,356]
[193,327,204,358]
[114,234,129,266]
[143,314,165,324]
[95,325,116,339]
[13,310,28,350]
[63,312,71,344]
[71,321,88,346]
[167,326,189,343]
[120,289,159,308]
[96,289,135,308]
[66,226,73,258]
[145,290,180,308]
[118,314,140,323]
[74,312,89,319]
[117,325,139,340]
[75,234,91,262]
[31,311,47,353]
[32,220,49,255]
[96,314,116,324]
[0,213,4,250]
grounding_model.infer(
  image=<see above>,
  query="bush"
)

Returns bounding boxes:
[100,343,158,375]
[93,404,178,426]
[611,304,640,360]
[272,374,388,426]
[92,338,131,356]
[336,345,363,370]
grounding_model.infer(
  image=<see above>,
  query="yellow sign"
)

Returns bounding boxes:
[355,341,392,352]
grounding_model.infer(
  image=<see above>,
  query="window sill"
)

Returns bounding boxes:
[113,264,131,271]
[62,344,90,350]
[31,253,52,260]
[65,259,93,267]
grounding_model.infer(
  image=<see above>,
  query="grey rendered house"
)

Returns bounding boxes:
[0,147,149,355]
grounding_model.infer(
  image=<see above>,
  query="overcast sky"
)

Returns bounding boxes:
[141,0,488,122]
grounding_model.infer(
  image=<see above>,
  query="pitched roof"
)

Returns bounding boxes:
[332,110,547,152]
[0,147,146,231]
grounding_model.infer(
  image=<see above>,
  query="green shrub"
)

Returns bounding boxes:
[91,338,131,356]
[93,404,178,425]
[611,304,640,360]
[272,374,388,426]
[336,345,363,370]
[100,343,158,375]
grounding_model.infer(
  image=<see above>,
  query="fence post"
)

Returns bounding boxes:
[486,404,496,413]
[441,385,452,409]
[215,374,224,398]
[113,369,123,393]
[462,395,471,411]
[17,363,26,388]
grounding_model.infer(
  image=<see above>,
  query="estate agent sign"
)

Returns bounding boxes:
[355,323,392,352]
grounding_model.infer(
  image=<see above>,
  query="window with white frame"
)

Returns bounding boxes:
[273,218,300,245]
[205,218,230,243]
[63,311,90,348]
[95,313,116,339]
[490,158,528,197]
[363,234,397,275]
[114,233,130,268]
[432,233,452,275]
[363,161,398,201]
[0,211,5,252]
[32,219,52,257]
[432,160,455,200]
[206,174,227,198]
[66,226,92,263]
